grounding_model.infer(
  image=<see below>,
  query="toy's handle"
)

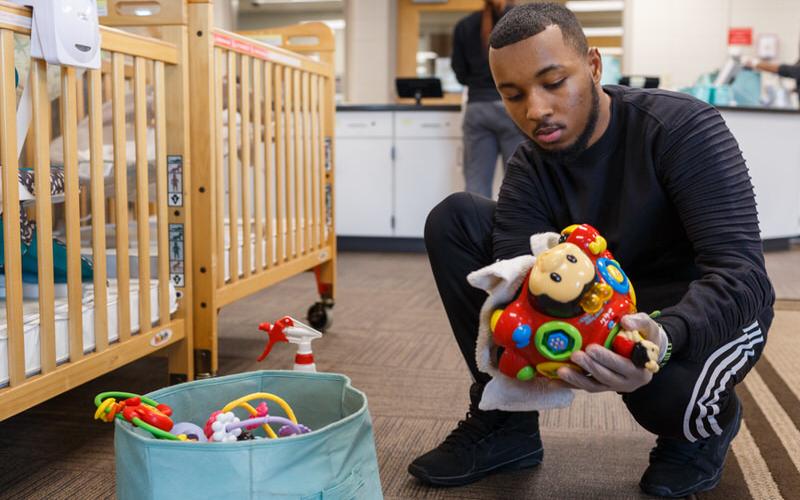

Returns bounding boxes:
[257,317,293,362]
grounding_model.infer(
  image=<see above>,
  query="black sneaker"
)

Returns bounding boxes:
[408,383,543,487]
[640,393,743,498]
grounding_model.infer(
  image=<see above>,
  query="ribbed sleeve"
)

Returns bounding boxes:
[778,63,800,80]
[493,151,557,261]
[655,106,775,359]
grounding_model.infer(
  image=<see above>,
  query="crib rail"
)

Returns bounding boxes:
[212,30,333,293]
[0,1,191,419]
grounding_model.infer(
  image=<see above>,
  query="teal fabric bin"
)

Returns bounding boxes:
[114,371,383,499]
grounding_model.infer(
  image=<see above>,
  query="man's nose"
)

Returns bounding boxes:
[526,93,553,124]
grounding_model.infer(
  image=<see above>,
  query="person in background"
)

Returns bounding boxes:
[743,54,800,94]
[452,0,524,199]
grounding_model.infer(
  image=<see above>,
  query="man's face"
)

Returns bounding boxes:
[490,25,602,156]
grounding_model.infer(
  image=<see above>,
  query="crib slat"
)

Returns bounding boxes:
[87,67,108,352]
[134,57,151,332]
[0,29,25,386]
[284,66,295,260]
[273,65,286,264]
[214,48,226,288]
[154,61,170,323]
[29,60,58,370]
[302,71,312,254]
[317,76,326,247]
[310,75,320,250]
[226,50,239,283]
[62,67,84,361]
[76,73,86,121]
[252,59,265,272]
[112,53,132,341]
[263,62,275,269]
[240,56,252,278]
[293,69,303,256]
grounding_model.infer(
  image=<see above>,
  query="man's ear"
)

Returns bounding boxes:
[588,47,603,85]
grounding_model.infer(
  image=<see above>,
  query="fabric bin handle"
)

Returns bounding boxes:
[301,468,365,500]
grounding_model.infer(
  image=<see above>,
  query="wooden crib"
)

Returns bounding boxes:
[0,1,193,420]
[102,0,337,377]
[190,4,337,377]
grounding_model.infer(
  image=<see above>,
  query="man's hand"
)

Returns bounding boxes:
[741,55,760,69]
[620,312,669,362]
[556,312,669,393]
[557,344,653,393]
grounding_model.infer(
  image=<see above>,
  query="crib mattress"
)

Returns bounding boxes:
[0,278,178,387]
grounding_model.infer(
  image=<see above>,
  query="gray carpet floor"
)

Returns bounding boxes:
[1,248,799,499]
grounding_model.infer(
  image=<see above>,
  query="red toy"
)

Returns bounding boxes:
[490,224,660,381]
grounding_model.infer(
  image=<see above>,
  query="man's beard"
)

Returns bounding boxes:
[533,83,600,164]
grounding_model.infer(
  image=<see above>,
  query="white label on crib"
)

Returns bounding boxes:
[150,329,173,348]
[167,155,183,207]
[0,11,32,31]
[169,224,185,288]
[97,0,108,17]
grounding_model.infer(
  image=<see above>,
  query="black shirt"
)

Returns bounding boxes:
[493,85,775,360]
[778,61,800,93]
[451,11,507,103]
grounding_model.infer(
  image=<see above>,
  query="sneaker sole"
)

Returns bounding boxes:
[408,448,544,487]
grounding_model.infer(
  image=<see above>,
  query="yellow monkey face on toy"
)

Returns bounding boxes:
[528,242,595,303]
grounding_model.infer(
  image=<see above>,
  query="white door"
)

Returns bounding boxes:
[394,138,463,238]
[335,137,394,236]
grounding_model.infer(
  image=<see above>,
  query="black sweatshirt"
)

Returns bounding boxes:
[493,85,775,361]
[451,11,506,103]
[778,62,800,93]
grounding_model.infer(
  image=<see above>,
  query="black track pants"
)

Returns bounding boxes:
[424,192,766,440]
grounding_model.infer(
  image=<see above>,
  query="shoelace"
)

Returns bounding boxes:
[440,410,502,451]
[650,436,707,465]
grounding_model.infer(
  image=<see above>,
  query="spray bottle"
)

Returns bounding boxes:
[257,316,323,372]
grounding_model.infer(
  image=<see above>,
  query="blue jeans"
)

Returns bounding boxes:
[462,101,525,199]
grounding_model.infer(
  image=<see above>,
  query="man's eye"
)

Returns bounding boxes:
[544,79,565,90]
[504,94,523,102]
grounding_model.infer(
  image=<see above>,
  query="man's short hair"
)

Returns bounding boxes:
[489,3,588,55]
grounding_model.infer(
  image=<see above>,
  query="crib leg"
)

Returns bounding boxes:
[308,259,335,332]
[167,336,194,384]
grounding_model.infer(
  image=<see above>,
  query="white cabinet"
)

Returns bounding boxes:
[335,108,464,239]
[720,109,800,240]
[335,111,394,237]
[336,137,394,236]
[394,111,462,237]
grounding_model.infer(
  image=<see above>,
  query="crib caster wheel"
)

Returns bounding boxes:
[307,302,333,332]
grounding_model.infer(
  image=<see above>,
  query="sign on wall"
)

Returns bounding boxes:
[728,27,753,46]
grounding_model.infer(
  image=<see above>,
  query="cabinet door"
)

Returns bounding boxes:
[335,137,394,236]
[394,138,463,238]
[722,111,800,239]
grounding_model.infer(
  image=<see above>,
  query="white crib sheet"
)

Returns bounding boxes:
[0,278,178,387]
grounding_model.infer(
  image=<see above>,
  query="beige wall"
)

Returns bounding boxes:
[624,0,800,90]
[214,0,236,31]
[344,0,396,103]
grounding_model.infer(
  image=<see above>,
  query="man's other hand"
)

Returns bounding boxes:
[557,344,653,393]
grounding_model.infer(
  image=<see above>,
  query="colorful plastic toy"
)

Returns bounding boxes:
[94,391,312,442]
[94,392,182,441]
[489,224,660,382]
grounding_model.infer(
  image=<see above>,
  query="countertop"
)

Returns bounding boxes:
[337,104,462,112]
[716,105,800,114]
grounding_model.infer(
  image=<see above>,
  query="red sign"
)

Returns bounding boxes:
[728,27,753,46]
